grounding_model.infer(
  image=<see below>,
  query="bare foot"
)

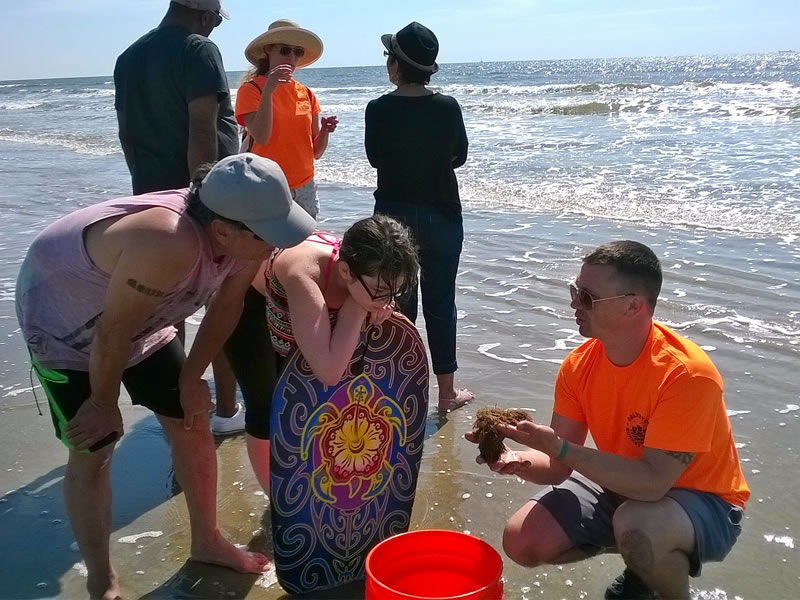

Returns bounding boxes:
[87,568,121,600]
[438,388,474,411]
[191,530,271,574]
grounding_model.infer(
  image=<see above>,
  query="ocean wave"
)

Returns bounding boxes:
[0,128,120,156]
[0,101,46,110]
[458,96,799,120]
[440,82,659,97]
[314,161,800,237]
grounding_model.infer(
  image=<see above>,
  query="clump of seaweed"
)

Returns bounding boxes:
[473,407,532,463]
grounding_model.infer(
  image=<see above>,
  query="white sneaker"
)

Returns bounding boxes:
[211,403,246,435]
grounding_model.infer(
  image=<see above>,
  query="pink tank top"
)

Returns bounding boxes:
[265,231,341,356]
[15,189,246,370]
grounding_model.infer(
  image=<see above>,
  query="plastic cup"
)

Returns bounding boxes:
[365,529,503,600]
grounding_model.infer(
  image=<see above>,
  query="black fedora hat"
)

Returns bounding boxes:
[381,22,439,74]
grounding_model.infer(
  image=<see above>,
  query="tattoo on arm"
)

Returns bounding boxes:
[664,450,695,466]
[126,278,166,298]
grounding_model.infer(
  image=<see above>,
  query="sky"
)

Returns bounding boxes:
[1,0,798,80]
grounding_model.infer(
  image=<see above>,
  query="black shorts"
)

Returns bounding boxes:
[224,285,283,440]
[30,338,185,453]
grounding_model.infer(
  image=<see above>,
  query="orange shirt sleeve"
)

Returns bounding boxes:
[235,80,262,127]
[644,374,721,453]
[308,87,321,116]
[553,359,586,423]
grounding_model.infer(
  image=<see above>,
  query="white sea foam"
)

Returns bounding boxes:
[0,128,120,156]
[255,567,279,589]
[764,534,794,549]
[118,531,163,544]
[0,102,45,110]
[477,343,527,364]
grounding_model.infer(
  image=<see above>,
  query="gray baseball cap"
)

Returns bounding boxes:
[171,0,229,19]
[199,153,315,248]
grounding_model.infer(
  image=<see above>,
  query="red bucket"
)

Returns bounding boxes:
[365,530,503,600]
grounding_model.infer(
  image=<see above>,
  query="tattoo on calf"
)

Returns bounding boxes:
[126,278,166,298]
[665,450,695,466]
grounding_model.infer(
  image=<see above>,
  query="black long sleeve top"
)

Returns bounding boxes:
[365,92,468,220]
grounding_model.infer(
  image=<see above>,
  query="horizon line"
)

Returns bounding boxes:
[0,49,795,83]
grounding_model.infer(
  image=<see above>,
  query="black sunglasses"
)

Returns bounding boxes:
[356,273,405,302]
[569,282,634,311]
[206,10,223,27]
[278,45,305,58]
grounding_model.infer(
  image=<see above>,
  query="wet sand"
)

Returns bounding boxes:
[1,186,798,599]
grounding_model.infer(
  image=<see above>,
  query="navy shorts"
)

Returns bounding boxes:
[533,474,743,576]
[30,338,185,452]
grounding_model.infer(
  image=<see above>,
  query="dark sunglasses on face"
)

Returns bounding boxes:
[356,273,405,302]
[569,282,635,311]
[278,45,305,58]
[206,10,223,27]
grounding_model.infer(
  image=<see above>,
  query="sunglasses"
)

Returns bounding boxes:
[356,273,406,302]
[207,10,223,27]
[383,50,395,58]
[277,45,305,58]
[569,282,635,311]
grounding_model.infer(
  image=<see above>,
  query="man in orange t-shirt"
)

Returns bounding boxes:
[469,240,748,600]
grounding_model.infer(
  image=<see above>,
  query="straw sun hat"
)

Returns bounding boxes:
[245,19,323,68]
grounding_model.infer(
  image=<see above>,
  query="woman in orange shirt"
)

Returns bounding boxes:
[236,20,337,219]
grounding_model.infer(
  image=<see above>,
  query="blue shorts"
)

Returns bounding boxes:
[533,474,743,576]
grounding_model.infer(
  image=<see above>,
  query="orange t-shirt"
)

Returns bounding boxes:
[554,321,750,507]
[235,77,320,189]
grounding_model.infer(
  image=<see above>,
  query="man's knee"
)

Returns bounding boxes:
[66,446,114,481]
[502,522,544,567]
[613,501,658,574]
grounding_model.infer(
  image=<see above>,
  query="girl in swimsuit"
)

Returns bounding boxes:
[229,215,418,492]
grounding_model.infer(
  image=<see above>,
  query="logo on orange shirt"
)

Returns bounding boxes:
[626,412,649,447]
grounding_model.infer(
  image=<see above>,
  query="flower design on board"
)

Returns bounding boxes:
[301,375,407,508]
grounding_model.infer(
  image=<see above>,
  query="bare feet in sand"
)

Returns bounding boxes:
[191,530,271,574]
[438,388,474,412]
[87,568,121,600]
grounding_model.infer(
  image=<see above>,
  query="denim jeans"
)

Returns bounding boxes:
[374,201,463,375]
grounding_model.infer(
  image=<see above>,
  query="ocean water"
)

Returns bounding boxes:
[0,55,799,599]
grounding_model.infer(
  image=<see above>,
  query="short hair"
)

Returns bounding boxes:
[184,163,247,231]
[339,215,419,295]
[582,240,662,313]
[389,54,432,85]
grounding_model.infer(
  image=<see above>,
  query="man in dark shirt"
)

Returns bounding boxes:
[114,0,241,434]
[114,0,237,194]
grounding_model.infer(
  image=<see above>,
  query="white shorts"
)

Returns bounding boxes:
[291,179,319,220]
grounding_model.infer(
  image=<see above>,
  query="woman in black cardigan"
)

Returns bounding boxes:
[365,21,473,411]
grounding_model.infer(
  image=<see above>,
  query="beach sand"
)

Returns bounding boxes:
[1,187,798,599]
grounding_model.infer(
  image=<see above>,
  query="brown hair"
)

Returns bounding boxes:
[339,215,419,296]
[583,240,662,313]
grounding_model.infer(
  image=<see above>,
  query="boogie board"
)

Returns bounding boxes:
[269,313,429,595]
